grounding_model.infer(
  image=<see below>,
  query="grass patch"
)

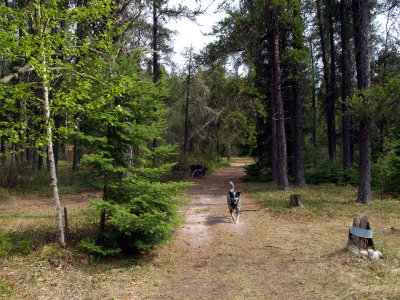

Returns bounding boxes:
[0,162,101,198]
[0,281,12,297]
[245,181,400,218]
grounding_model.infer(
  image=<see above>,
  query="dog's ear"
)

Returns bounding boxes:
[236,192,241,197]
[229,191,234,197]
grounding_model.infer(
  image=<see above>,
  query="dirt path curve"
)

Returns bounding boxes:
[137,158,301,299]
[136,158,357,299]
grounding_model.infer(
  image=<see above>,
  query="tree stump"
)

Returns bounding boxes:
[289,194,303,207]
[348,216,374,250]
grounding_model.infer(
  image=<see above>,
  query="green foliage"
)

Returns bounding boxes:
[0,233,13,256]
[87,178,189,253]
[69,27,190,255]
[80,238,121,256]
[0,232,32,256]
[305,160,358,185]
[0,280,12,296]
[373,138,400,194]
[348,77,400,118]
[241,163,273,182]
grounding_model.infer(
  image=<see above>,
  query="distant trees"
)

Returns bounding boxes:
[1,0,400,255]
[197,0,400,200]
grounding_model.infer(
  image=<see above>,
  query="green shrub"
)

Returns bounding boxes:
[241,163,273,182]
[0,280,12,296]
[0,234,13,256]
[80,178,189,255]
[15,240,33,255]
[373,138,400,195]
[305,160,358,185]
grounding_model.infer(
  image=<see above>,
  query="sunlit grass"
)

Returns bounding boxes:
[245,181,400,218]
[0,163,101,198]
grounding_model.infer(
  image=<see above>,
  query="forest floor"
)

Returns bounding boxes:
[1,157,400,299]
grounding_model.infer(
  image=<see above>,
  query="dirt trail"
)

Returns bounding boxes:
[3,158,398,299]
[137,158,330,299]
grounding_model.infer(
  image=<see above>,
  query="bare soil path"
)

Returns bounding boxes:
[2,158,398,299]
[136,158,343,299]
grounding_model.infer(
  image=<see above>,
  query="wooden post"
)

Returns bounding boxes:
[289,194,303,207]
[348,216,374,250]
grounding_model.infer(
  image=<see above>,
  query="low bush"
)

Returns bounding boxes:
[241,163,273,182]
[305,160,358,185]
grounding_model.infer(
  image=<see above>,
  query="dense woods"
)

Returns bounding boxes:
[1,0,400,253]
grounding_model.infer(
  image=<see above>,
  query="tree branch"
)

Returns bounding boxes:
[0,64,34,84]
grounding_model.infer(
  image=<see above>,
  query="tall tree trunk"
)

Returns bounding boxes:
[152,0,160,85]
[53,115,62,169]
[270,91,278,180]
[293,78,305,186]
[353,0,372,204]
[182,47,192,166]
[152,0,160,150]
[42,56,65,246]
[309,38,317,155]
[328,0,337,160]
[269,5,288,190]
[292,0,305,186]
[341,0,352,170]
[317,0,334,160]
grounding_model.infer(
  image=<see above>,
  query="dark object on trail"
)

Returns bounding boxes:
[192,167,208,177]
[348,216,374,250]
[289,194,303,207]
[189,164,204,173]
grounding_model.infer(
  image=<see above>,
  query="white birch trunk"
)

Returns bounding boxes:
[43,55,66,247]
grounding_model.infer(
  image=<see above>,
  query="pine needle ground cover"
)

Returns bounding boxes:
[0,162,399,299]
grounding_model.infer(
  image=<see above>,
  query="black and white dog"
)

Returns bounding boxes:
[227,180,241,224]
[190,165,208,177]
[189,164,203,173]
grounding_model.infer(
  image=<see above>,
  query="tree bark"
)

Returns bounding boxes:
[152,0,160,85]
[309,38,317,156]
[270,89,278,180]
[42,57,65,246]
[152,0,160,151]
[348,216,374,249]
[317,0,335,160]
[353,0,372,204]
[328,0,337,160]
[269,5,288,190]
[292,1,305,186]
[181,47,192,166]
[340,0,352,171]
[289,194,303,207]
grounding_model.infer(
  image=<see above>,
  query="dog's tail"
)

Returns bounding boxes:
[229,180,234,192]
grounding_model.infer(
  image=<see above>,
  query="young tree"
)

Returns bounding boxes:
[0,0,78,245]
